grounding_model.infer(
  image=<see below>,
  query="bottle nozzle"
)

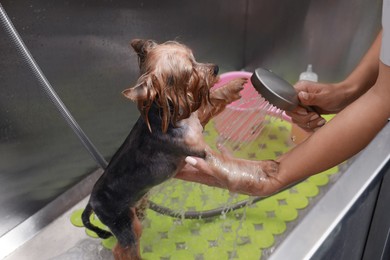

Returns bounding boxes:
[299,64,318,82]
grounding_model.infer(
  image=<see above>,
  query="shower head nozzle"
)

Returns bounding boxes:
[250,68,315,112]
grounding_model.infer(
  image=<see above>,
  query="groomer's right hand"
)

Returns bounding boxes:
[286,80,338,131]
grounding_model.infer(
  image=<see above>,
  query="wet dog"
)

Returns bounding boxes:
[81,39,246,259]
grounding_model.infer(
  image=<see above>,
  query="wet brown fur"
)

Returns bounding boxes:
[81,39,246,260]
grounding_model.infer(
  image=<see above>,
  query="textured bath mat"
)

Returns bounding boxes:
[71,115,338,259]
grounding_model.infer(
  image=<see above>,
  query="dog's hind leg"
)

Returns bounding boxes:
[110,208,142,260]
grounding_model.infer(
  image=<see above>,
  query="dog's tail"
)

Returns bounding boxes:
[81,203,113,239]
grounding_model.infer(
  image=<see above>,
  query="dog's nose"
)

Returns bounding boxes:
[213,65,219,76]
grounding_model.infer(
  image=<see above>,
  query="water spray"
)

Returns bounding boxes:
[0,3,262,219]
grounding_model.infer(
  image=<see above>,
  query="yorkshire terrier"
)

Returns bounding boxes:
[81,39,248,260]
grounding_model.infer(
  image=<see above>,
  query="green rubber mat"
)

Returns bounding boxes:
[71,115,339,259]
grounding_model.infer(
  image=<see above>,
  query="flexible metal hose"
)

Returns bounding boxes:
[149,196,263,219]
[0,3,109,169]
[0,3,264,219]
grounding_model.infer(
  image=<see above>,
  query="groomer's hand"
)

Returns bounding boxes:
[184,156,213,175]
[175,157,225,189]
[286,81,345,131]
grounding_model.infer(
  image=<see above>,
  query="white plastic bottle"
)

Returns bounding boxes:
[291,64,319,144]
[299,64,318,82]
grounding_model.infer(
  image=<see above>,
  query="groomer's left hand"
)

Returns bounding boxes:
[175,156,225,188]
[184,156,212,174]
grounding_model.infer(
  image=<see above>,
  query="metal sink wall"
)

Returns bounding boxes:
[0,0,384,259]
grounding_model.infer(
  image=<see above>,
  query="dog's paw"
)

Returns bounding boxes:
[222,77,246,101]
[211,77,247,103]
[228,77,246,100]
[227,77,247,89]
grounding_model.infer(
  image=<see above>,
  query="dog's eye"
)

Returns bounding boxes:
[213,65,219,76]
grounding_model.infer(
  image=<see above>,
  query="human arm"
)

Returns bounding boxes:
[177,150,280,196]
[177,26,389,196]
[176,159,226,189]
[273,61,390,188]
[288,31,382,130]
[179,62,390,196]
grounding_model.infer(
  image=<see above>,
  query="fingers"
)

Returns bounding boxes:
[179,157,224,188]
[298,91,310,103]
[185,156,214,175]
[294,81,321,107]
[185,156,198,166]
[216,142,233,157]
[294,80,319,92]
[297,89,319,108]
[286,108,326,131]
[287,81,327,131]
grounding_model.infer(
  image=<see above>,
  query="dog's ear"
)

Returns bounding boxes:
[122,83,148,102]
[123,76,157,133]
[131,39,156,58]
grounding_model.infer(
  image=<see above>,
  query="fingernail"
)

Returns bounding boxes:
[299,91,309,100]
[310,114,319,120]
[297,109,308,115]
[317,119,326,126]
[185,156,197,166]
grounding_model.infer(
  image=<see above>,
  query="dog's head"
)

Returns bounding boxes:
[123,39,219,133]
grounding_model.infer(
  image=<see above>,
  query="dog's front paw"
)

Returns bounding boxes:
[226,78,247,102]
[211,77,247,104]
[226,77,247,91]
[198,78,247,126]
